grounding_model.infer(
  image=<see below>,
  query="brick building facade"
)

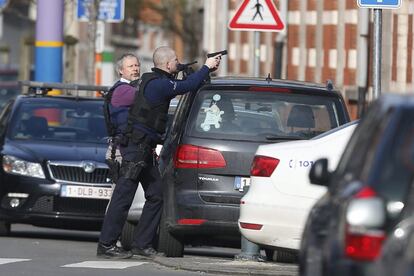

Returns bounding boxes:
[204,0,414,119]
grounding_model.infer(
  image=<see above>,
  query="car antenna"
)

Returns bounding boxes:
[265,73,272,83]
[326,79,334,91]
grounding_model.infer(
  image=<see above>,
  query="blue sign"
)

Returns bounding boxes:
[77,0,125,22]
[0,0,9,11]
[357,0,401,9]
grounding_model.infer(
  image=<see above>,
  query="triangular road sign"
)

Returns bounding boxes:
[229,0,285,32]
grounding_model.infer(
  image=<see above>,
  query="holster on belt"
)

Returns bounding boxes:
[120,132,152,181]
[106,158,120,183]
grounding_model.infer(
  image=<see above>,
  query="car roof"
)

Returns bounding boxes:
[207,77,339,93]
[379,94,414,107]
[15,94,104,102]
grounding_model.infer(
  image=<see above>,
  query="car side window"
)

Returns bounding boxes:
[332,104,393,191]
[169,93,191,136]
[373,110,414,202]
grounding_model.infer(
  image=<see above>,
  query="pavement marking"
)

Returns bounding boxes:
[0,258,31,265]
[62,261,147,269]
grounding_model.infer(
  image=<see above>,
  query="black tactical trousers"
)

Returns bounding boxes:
[99,141,163,249]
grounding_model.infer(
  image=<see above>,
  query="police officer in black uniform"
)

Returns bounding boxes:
[97,46,222,259]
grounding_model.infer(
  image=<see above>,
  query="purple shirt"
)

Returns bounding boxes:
[111,83,135,107]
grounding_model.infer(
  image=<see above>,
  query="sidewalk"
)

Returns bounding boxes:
[151,252,298,276]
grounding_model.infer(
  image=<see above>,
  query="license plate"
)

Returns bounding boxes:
[61,185,112,200]
[234,176,251,192]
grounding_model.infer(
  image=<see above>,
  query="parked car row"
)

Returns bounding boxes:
[239,93,414,276]
[0,78,353,264]
[156,77,350,257]
[233,93,414,276]
[2,78,414,275]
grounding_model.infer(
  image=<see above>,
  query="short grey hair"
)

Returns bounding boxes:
[115,53,140,77]
[153,46,175,67]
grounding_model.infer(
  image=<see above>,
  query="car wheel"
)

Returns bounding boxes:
[158,212,184,257]
[275,250,298,263]
[0,221,10,236]
[265,249,275,261]
[120,221,136,250]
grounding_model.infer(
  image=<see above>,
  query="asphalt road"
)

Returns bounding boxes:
[0,224,298,276]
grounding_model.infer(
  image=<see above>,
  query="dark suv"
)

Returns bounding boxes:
[0,82,111,234]
[300,95,414,276]
[157,77,350,257]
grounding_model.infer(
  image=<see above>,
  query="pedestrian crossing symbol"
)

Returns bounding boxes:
[228,0,285,32]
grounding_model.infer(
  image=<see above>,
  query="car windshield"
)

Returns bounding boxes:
[7,98,107,144]
[187,90,343,142]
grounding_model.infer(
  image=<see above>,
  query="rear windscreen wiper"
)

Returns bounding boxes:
[265,135,303,141]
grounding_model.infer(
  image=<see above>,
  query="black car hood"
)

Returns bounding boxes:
[2,139,107,163]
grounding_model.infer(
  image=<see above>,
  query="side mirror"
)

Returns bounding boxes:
[309,158,331,186]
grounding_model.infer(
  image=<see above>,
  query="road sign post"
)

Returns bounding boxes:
[228,0,285,77]
[357,0,401,99]
[373,9,382,99]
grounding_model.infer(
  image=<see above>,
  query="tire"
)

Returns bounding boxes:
[265,249,275,261]
[158,212,184,257]
[120,221,136,250]
[0,221,10,236]
[275,250,298,263]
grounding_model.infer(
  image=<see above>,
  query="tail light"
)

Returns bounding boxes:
[344,186,386,261]
[250,156,279,177]
[345,230,385,261]
[239,222,263,230]
[174,144,226,169]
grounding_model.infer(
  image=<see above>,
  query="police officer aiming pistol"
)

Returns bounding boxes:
[97,47,222,259]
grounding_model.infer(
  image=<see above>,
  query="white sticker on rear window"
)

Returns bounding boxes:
[200,94,224,131]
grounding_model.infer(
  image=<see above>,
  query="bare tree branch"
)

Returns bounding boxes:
[142,0,203,61]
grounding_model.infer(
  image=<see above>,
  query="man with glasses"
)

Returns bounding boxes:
[97,46,221,259]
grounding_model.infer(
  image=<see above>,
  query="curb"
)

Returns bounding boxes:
[152,256,298,276]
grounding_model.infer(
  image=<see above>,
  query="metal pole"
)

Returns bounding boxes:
[35,0,64,82]
[357,8,370,117]
[254,31,260,77]
[220,0,228,76]
[373,8,382,99]
[234,187,264,262]
[0,13,3,39]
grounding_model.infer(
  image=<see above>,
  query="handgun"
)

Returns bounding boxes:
[207,50,228,58]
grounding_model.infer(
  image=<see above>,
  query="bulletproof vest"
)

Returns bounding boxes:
[103,81,137,137]
[126,72,170,134]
